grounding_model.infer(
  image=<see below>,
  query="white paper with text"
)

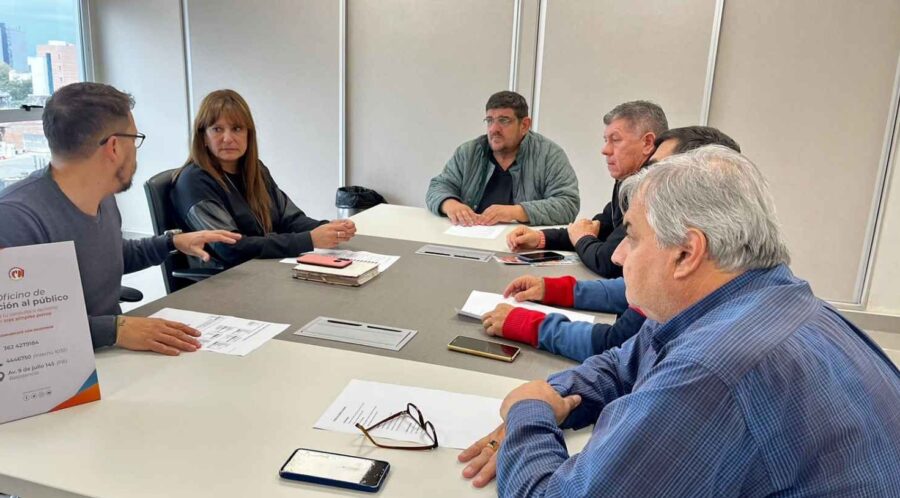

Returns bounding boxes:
[150,308,288,356]
[314,379,501,450]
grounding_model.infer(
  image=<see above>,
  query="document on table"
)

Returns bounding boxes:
[459,290,595,323]
[280,249,399,272]
[149,307,289,356]
[315,379,502,450]
[444,224,505,239]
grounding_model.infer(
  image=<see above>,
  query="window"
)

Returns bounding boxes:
[0,0,85,187]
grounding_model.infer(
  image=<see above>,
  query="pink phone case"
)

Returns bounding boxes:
[297,254,353,268]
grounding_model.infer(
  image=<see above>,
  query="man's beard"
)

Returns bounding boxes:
[116,162,134,193]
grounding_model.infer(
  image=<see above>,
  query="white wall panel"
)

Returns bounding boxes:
[868,108,900,313]
[346,0,514,207]
[537,0,717,220]
[186,0,339,220]
[91,0,189,234]
[709,0,900,302]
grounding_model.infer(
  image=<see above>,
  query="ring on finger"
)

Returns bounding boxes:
[487,439,499,450]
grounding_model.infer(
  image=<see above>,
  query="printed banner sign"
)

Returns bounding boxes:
[0,241,100,424]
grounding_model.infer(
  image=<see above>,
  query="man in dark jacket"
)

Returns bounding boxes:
[506,101,666,277]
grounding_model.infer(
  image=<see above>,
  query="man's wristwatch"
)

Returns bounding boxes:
[164,229,182,252]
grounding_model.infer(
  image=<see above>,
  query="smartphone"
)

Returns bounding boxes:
[297,253,353,269]
[517,251,565,263]
[448,336,520,362]
[279,448,390,493]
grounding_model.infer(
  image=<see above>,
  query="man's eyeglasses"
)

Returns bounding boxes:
[483,117,517,127]
[99,132,146,149]
[355,403,438,450]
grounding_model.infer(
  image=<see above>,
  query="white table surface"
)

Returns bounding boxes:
[352,205,523,252]
[0,340,590,498]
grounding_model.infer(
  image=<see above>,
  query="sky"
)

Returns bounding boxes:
[0,0,78,57]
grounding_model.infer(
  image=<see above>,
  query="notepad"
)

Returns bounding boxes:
[292,260,379,286]
[280,249,399,273]
[458,290,595,323]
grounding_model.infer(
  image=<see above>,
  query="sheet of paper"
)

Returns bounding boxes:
[444,225,505,239]
[315,379,501,450]
[280,249,399,272]
[295,317,417,351]
[150,308,289,356]
[459,290,595,323]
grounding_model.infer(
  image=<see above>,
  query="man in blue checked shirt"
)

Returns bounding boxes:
[458,146,900,497]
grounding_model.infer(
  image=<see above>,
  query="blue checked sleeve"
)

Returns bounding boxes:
[498,360,757,497]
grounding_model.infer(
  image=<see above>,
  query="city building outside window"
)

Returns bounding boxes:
[0,0,85,190]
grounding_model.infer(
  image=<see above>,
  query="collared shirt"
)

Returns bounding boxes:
[498,264,900,497]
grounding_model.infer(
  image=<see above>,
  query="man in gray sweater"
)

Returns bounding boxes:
[426,91,579,226]
[0,82,240,355]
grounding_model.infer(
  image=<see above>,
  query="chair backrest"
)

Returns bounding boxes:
[144,168,191,294]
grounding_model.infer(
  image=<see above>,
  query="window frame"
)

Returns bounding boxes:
[0,0,93,124]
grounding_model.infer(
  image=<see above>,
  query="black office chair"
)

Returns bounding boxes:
[119,286,143,303]
[144,169,220,294]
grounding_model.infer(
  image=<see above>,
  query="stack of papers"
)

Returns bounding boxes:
[280,249,399,273]
[292,260,379,287]
[458,290,595,323]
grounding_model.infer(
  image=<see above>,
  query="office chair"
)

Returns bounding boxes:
[119,286,143,303]
[144,169,220,294]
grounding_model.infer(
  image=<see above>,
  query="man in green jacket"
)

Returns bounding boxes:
[426,91,579,226]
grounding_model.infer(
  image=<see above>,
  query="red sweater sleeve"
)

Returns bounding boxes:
[542,276,577,308]
[502,307,546,347]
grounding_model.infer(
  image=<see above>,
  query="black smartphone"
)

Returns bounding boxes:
[517,251,565,263]
[279,448,390,493]
[448,336,521,362]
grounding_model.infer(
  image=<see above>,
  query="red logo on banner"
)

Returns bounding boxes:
[8,267,24,280]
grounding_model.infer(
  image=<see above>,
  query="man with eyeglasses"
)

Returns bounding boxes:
[426,91,579,226]
[506,101,667,278]
[461,146,900,496]
[479,127,742,363]
[0,82,241,356]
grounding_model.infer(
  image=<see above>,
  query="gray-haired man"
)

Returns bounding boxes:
[461,146,900,496]
[507,100,668,278]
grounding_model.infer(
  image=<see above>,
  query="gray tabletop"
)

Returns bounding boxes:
[130,235,615,380]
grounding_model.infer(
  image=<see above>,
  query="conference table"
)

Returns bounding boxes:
[0,205,604,497]
[351,204,521,252]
